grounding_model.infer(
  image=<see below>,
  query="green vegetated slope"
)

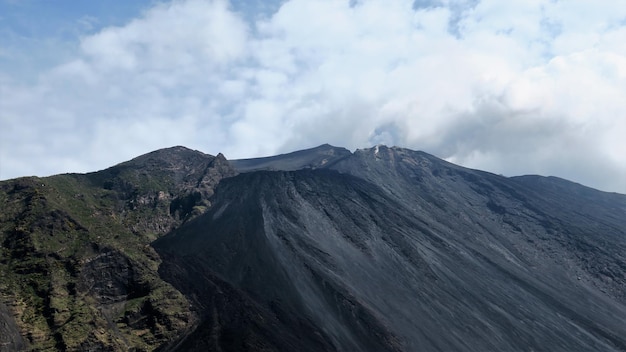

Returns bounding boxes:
[0,146,235,351]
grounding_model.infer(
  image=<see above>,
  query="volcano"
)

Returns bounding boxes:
[1,144,625,351]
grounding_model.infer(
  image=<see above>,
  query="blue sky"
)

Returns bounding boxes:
[1,1,152,78]
[0,0,284,80]
[1,0,626,193]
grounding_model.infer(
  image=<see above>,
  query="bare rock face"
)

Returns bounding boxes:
[169,152,239,221]
[0,302,25,352]
[79,249,149,304]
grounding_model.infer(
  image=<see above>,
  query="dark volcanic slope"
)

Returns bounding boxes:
[155,146,626,352]
[230,144,351,172]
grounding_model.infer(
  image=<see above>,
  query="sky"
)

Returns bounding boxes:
[1,0,625,194]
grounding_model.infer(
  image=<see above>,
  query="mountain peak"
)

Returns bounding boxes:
[358,144,393,156]
[123,146,211,165]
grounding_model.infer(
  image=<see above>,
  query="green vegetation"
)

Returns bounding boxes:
[0,147,235,351]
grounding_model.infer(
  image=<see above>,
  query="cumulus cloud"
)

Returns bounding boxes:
[1,0,626,193]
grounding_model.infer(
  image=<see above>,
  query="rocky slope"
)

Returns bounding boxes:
[1,144,625,351]
[0,147,236,351]
[229,143,351,172]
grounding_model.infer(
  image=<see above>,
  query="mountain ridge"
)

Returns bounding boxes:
[230,143,352,172]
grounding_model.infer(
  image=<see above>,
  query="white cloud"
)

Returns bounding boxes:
[1,0,626,194]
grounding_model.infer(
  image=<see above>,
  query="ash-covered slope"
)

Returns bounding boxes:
[230,143,351,172]
[154,145,626,352]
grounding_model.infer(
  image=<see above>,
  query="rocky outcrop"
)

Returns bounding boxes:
[169,153,238,221]
[79,250,149,304]
[0,302,25,352]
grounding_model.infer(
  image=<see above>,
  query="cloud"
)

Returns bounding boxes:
[1,0,626,194]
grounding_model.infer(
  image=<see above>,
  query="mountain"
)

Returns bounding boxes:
[0,147,236,351]
[229,143,352,172]
[1,144,625,351]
